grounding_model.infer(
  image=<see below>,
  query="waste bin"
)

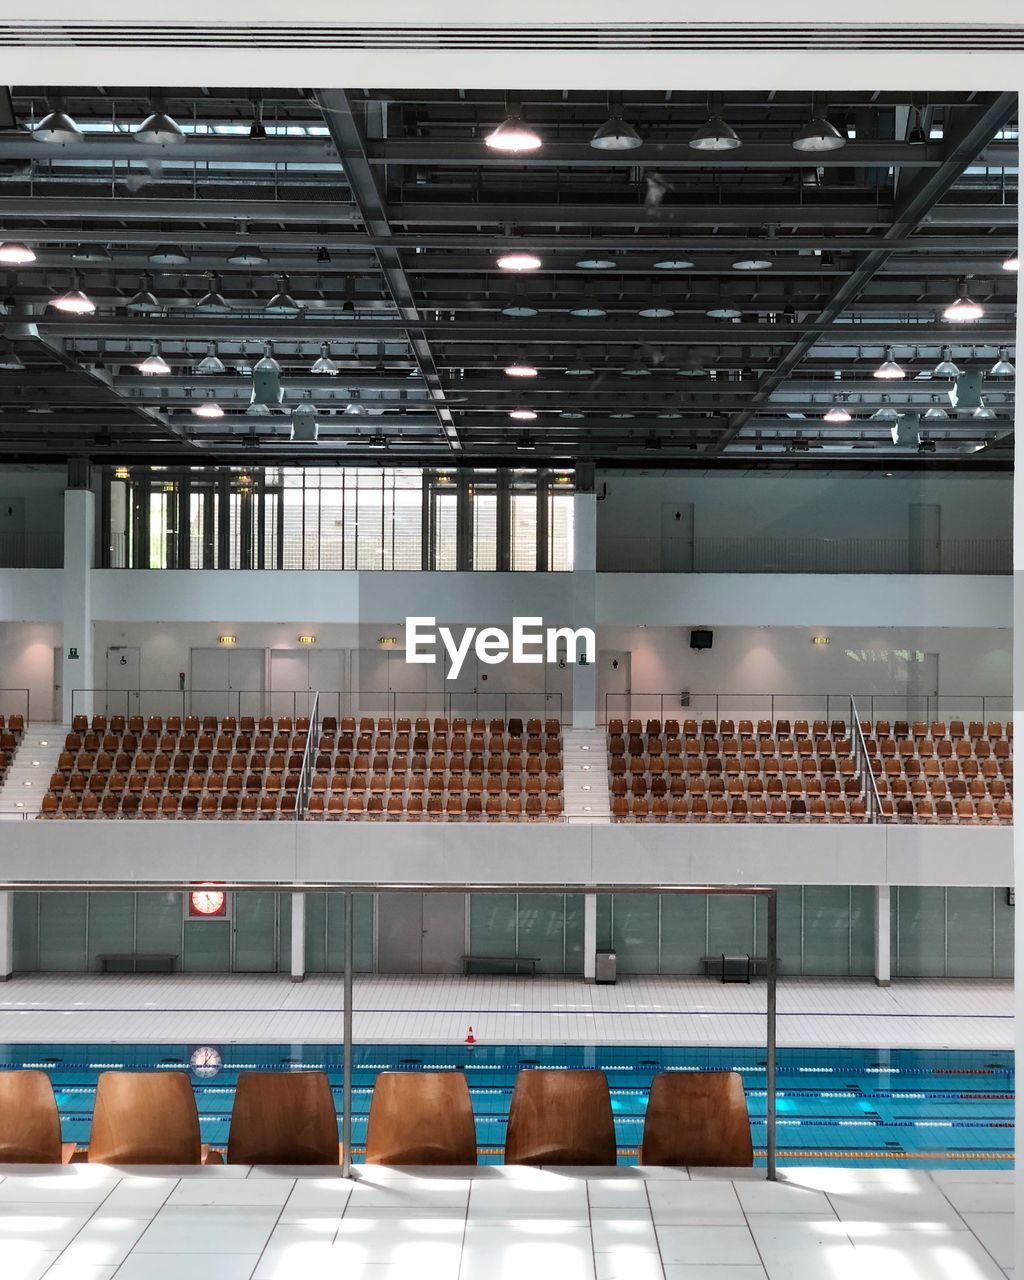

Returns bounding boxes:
[595,951,617,985]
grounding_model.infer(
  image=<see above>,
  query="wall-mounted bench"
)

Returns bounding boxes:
[463,954,540,977]
[97,953,177,974]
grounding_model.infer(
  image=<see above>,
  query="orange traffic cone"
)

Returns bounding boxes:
[465,1025,476,1045]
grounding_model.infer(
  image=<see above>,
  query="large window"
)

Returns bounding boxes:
[104,466,575,571]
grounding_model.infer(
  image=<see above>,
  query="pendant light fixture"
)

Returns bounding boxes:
[195,343,226,375]
[942,281,984,322]
[924,401,949,419]
[497,251,542,272]
[590,115,642,151]
[689,115,741,152]
[873,347,905,380]
[991,348,1015,376]
[149,244,190,266]
[228,245,268,267]
[50,274,95,314]
[266,275,300,313]
[34,97,82,145]
[193,392,224,418]
[126,273,160,313]
[137,342,170,375]
[196,273,230,313]
[733,255,773,271]
[311,343,339,375]
[0,242,35,265]
[135,99,186,146]
[793,98,846,153]
[510,408,538,420]
[0,340,24,371]
[485,110,542,154]
[871,396,899,420]
[1001,252,1019,272]
[71,245,112,263]
[504,357,539,378]
[934,347,961,377]
[823,398,851,423]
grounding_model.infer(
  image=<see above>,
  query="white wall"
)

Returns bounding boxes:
[0,819,1010,889]
[0,622,58,720]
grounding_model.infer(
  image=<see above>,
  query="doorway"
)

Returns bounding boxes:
[906,652,939,724]
[189,648,265,719]
[376,894,466,973]
[660,502,694,572]
[597,650,631,726]
[908,503,942,573]
[104,645,141,719]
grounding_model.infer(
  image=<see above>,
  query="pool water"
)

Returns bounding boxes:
[0,1043,1012,1169]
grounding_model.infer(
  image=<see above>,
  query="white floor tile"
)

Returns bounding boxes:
[937,1182,1013,1214]
[51,1216,149,1268]
[590,1212,659,1253]
[44,1266,119,1280]
[587,1178,654,1208]
[166,1176,295,1207]
[280,1176,353,1221]
[736,1181,835,1217]
[468,1176,591,1221]
[594,1254,665,1280]
[0,1245,60,1280]
[747,1217,863,1280]
[663,1269,767,1280]
[0,1167,118,1204]
[91,1175,178,1215]
[655,1225,761,1267]
[849,1227,1005,1280]
[825,1188,964,1228]
[114,1254,260,1280]
[460,1221,596,1280]
[133,1205,281,1255]
[0,1207,96,1251]
[960,1214,1016,1270]
[647,1180,744,1223]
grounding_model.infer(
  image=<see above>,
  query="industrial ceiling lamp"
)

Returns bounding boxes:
[942,281,984,322]
[590,116,642,151]
[311,343,339,375]
[934,346,961,377]
[873,347,905,379]
[137,342,170,375]
[228,245,268,267]
[923,402,949,419]
[991,348,1015,376]
[126,273,160,313]
[266,274,300,313]
[149,244,190,266]
[689,115,741,152]
[792,97,846,153]
[0,340,24,371]
[0,242,35,264]
[823,398,851,423]
[195,343,226,375]
[34,97,83,144]
[196,273,230,313]
[504,357,538,377]
[71,245,112,263]
[497,251,542,272]
[193,391,224,418]
[510,408,538,420]
[871,396,899,421]
[50,274,95,314]
[1001,252,1019,272]
[484,109,542,153]
[135,98,186,146]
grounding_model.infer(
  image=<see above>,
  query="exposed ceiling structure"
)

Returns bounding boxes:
[0,86,1016,468]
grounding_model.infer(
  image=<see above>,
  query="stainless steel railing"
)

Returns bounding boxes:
[0,878,778,1180]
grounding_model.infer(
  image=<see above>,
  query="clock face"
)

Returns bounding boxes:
[189,889,227,917]
[189,1045,223,1078]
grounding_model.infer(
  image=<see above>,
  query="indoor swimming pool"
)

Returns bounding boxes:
[0,1042,1012,1168]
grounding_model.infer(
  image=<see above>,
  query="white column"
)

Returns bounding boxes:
[291,893,306,981]
[1014,110,1024,1265]
[572,491,598,728]
[62,487,95,724]
[873,886,891,987]
[0,893,13,980]
[583,892,598,981]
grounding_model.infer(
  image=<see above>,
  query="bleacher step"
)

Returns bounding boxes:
[0,725,65,816]
[561,727,611,822]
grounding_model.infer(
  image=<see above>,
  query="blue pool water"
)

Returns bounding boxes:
[0,1043,1012,1169]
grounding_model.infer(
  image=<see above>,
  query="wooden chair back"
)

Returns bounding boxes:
[227,1071,340,1165]
[0,1070,66,1162]
[364,1072,477,1165]
[504,1069,616,1166]
[639,1071,753,1167]
[89,1072,202,1164]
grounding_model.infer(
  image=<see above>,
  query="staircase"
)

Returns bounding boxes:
[561,727,611,822]
[0,724,64,816]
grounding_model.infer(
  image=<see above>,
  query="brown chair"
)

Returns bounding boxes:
[88,1071,222,1164]
[638,1071,753,1167]
[364,1072,477,1165]
[227,1071,340,1165]
[504,1069,616,1166]
[0,1070,77,1162]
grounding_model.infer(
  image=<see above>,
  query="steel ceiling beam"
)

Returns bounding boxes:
[709,92,1020,455]
[314,88,459,453]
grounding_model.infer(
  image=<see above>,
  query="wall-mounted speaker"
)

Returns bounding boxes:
[689,628,713,651]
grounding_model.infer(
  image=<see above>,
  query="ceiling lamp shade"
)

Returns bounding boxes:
[991,348,1015,376]
[137,343,170,375]
[570,300,607,318]
[196,274,230,313]
[576,257,616,270]
[135,105,186,146]
[149,244,190,266]
[126,274,160,313]
[924,402,949,419]
[733,256,772,271]
[501,300,538,317]
[34,101,82,145]
[871,398,899,420]
[638,305,674,318]
[195,343,226,375]
[510,408,538,420]
[934,347,961,377]
[311,343,339,375]
[193,394,224,418]
[0,242,35,265]
[942,285,984,322]
[266,275,300,313]
[1002,252,1019,272]
[0,341,24,371]
[823,402,851,423]
[497,251,542,272]
[49,275,95,314]
[590,116,642,151]
[228,246,268,266]
[973,402,996,419]
[689,115,741,151]
[654,258,695,270]
[504,361,538,377]
[793,114,846,152]
[873,347,905,380]
[71,245,112,263]
[484,113,542,153]
[707,306,742,320]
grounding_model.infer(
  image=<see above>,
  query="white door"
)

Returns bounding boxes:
[270,650,309,721]
[907,652,939,724]
[190,648,265,719]
[908,503,941,573]
[52,646,63,722]
[105,645,141,719]
[661,502,694,572]
[597,651,631,726]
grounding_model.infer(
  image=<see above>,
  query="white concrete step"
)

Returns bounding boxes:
[561,728,610,822]
[0,724,65,815]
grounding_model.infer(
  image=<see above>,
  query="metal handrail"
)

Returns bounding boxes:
[294,691,320,821]
[851,697,886,824]
[0,877,778,1182]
